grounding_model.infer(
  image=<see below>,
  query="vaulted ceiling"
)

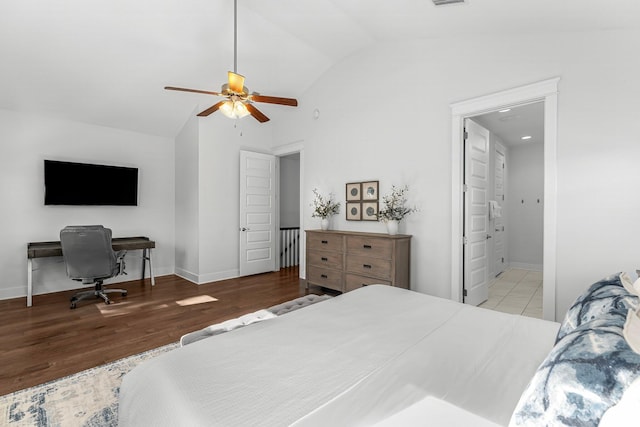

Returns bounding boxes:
[1,0,638,137]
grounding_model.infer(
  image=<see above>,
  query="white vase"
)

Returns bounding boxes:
[386,220,399,235]
[321,218,330,230]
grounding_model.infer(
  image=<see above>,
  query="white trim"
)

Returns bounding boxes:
[272,140,304,156]
[508,262,543,272]
[451,77,560,321]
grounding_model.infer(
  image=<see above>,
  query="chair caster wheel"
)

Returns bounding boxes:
[105,300,111,305]
[122,292,128,297]
[70,303,77,309]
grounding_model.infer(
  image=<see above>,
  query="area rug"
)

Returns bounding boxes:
[0,342,179,427]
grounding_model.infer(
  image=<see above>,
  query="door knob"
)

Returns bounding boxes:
[486,234,492,239]
[240,227,250,232]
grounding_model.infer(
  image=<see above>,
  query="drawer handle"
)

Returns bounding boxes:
[321,257,328,261]
[363,264,372,269]
[321,274,328,278]
[363,244,372,249]
[321,240,328,244]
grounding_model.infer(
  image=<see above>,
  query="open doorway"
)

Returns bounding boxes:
[450,77,560,321]
[278,153,301,270]
[468,101,545,318]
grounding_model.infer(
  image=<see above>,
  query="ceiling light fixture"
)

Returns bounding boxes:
[521,135,532,140]
[499,108,512,113]
[164,0,298,122]
[219,98,250,119]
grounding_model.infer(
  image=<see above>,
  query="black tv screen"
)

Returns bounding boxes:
[44,160,138,206]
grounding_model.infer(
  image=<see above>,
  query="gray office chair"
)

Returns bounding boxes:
[60,225,128,309]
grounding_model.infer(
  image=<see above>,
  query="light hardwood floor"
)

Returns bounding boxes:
[0,267,320,396]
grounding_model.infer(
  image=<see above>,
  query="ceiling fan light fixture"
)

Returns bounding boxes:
[219,99,250,119]
[164,0,297,122]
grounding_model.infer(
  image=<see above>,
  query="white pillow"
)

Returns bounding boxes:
[623,308,640,355]
[620,272,640,296]
[599,376,640,426]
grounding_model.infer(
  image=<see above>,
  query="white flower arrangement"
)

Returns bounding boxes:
[311,188,340,219]
[377,185,417,222]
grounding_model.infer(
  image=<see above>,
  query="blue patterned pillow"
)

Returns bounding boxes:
[510,316,640,426]
[556,273,639,342]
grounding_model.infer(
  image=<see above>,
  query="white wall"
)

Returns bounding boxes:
[274,29,640,319]
[175,112,200,282]
[173,113,274,284]
[507,142,544,270]
[0,109,175,300]
[280,153,300,228]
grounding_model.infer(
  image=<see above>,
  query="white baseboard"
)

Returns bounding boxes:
[197,269,239,285]
[508,262,543,272]
[0,267,176,302]
[175,268,240,285]
[174,268,199,284]
[0,286,27,301]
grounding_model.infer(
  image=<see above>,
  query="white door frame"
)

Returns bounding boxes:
[450,77,560,321]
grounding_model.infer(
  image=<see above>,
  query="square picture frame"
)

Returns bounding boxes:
[346,202,362,221]
[362,181,379,200]
[361,201,379,221]
[346,182,362,201]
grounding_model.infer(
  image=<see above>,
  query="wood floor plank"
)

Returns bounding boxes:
[0,267,323,396]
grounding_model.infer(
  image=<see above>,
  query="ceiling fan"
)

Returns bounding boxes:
[164,0,298,123]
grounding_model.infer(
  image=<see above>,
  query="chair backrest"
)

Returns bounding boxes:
[60,225,117,281]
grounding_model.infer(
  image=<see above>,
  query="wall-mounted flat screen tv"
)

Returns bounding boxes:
[44,160,138,206]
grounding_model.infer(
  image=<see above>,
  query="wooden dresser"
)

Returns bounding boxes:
[305,230,411,293]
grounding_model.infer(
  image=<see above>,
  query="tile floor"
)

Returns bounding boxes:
[479,268,543,319]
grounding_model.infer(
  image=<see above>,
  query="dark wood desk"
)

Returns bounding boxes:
[26,236,155,307]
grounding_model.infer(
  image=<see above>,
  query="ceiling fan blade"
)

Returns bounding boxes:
[165,86,222,96]
[246,104,270,123]
[250,94,298,107]
[228,71,245,93]
[197,101,226,117]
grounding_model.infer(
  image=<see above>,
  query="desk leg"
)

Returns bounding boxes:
[148,248,155,286]
[141,249,146,279]
[27,258,33,307]
[142,248,155,286]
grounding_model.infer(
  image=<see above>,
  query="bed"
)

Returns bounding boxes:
[119,275,640,426]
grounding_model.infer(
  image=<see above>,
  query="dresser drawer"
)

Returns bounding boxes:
[346,236,393,259]
[345,274,392,292]
[306,265,343,292]
[307,249,343,270]
[346,255,392,280]
[306,232,344,252]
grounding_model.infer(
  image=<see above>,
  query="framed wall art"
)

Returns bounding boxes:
[346,182,361,201]
[345,180,379,221]
[362,181,379,200]
[346,202,362,221]
[362,201,378,221]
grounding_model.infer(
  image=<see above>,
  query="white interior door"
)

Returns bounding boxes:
[239,150,276,276]
[464,119,490,305]
[494,143,506,276]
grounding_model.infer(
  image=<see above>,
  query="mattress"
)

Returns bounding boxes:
[118,285,559,426]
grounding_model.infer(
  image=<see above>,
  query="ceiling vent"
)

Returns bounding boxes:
[432,0,466,5]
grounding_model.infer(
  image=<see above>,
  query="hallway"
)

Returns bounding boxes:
[479,268,543,319]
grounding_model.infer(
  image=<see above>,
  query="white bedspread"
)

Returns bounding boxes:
[118,285,559,426]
